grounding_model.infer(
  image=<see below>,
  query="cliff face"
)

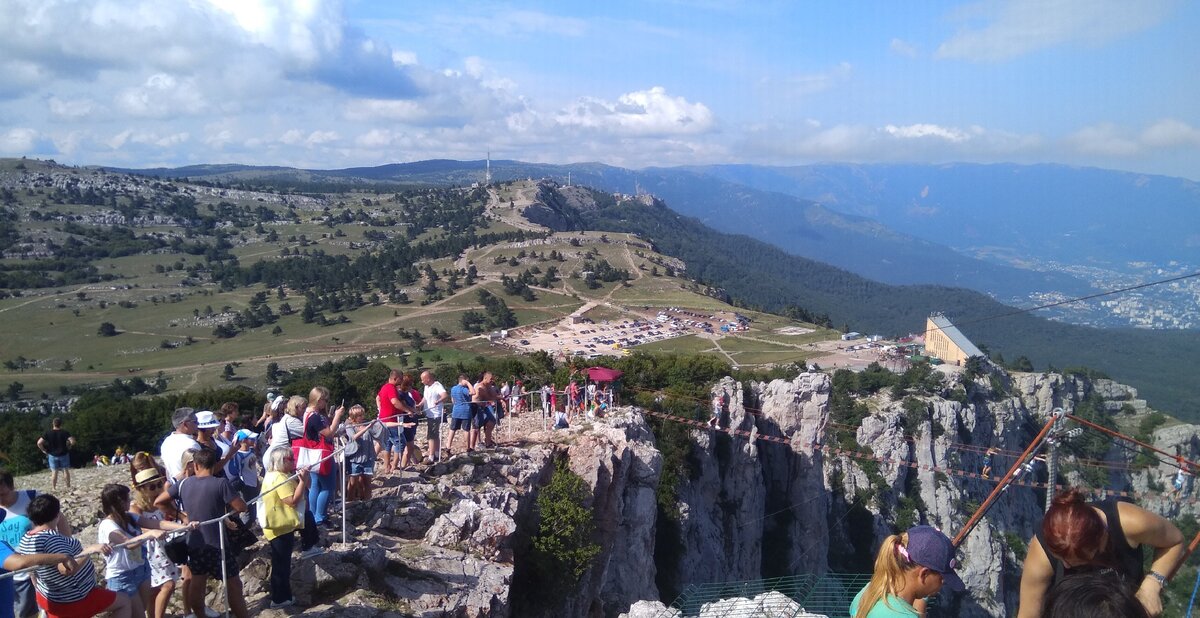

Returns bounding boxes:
[645,369,1200,617]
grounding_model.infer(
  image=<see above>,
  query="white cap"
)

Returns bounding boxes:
[271,395,287,409]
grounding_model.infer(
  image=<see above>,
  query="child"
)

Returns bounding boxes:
[340,406,383,502]
[18,494,132,617]
[130,468,183,618]
[219,402,240,443]
[261,448,311,608]
[850,525,963,618]
[227,430,262,522]
[98,483,189,618]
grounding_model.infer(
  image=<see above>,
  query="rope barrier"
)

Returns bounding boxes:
[1067,414,1198,472]
[0,439,351,588]
[633,385,1144,473]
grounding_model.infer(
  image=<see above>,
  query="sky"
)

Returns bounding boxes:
[1,0,1198,179]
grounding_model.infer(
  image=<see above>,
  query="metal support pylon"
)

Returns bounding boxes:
[1045,407,1065,512]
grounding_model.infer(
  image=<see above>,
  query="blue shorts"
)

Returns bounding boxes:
[48,454,70,470]
[450,417,471,431]
[386,427,405,454]
[348,460,375,476]
[106,560,150,596]
[402,423,417,445]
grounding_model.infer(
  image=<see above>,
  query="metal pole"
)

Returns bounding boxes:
[1045,409,1063,513]
[341,451,347,546]
[218,518,229,618]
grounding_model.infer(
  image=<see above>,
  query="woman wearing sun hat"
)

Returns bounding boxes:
[851,525,964,618]
[130,467,183,618]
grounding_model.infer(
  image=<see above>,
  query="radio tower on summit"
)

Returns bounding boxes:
[485,151,491,185]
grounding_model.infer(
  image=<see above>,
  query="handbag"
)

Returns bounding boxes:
[292,412,333,476]
[225,517,258,553]
[164,534,189,565]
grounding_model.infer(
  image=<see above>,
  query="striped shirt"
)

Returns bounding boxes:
[17,530,94,603]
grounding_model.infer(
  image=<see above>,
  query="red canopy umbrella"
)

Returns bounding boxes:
[586,367,623,382]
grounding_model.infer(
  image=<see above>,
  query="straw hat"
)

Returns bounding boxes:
[134,468,165,487]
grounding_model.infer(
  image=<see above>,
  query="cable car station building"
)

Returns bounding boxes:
[924,313,985,366]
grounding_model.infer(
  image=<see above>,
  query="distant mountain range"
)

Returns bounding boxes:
[685,162,1200,269]
[114,159,1112,302]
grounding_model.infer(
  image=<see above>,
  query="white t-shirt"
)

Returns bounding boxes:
[98,515,144,578]
[269,415,304,449]
[160,433,201,481]
[423,382,447,419]
[4,489,35,516]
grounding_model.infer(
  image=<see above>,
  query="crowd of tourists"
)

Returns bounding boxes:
[0,369,619,617]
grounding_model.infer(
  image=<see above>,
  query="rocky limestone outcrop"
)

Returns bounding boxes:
[640,368,1200,617]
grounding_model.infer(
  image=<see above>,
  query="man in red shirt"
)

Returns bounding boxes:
[376,370,405,475]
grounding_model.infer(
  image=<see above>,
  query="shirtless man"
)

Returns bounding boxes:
[471,372,503,449]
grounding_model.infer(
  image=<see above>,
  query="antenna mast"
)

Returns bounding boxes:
[485,151,491,185]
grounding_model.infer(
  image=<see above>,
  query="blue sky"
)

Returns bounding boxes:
[1,0,1197,179]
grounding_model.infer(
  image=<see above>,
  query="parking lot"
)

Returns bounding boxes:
[501,306,750,358]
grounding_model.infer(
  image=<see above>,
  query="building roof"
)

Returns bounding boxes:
[928,314,985,358]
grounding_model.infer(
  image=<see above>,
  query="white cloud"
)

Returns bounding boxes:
[884,123,979,143]
[0,0,419,100]
[47,96,96,120]
[115,74,207,118]
[889,38,919,58]
[936,0,1176,61]
[391,50,418,66]
[1140,119,1200,148]
[555,87,714,137]
[1066,119,1200,157]
[0,128,40,153]
[107,129,190,150]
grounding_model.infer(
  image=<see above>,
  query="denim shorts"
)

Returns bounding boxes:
[386,426,404,454]
[106,560,150,596]
[474,406,496,427]
[450,417,471,431]
[348,460,375,476]
[48,454,70,470]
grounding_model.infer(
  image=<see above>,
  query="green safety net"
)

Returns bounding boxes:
[657,573,876,618]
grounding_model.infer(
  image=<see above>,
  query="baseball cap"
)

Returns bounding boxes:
[271,395,287,409]
[195,410,220,429]
[235,429,259,442]
[904,526,964,592]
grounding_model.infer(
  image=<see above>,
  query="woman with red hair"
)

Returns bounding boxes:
[1018,489,1184,617]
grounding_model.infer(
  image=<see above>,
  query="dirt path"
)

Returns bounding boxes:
[707,337,739,365]
[0,284,94,314]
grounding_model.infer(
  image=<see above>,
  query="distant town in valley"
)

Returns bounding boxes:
[990,257,1200,329]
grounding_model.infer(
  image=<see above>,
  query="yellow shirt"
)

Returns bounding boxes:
[261,471,303,540]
